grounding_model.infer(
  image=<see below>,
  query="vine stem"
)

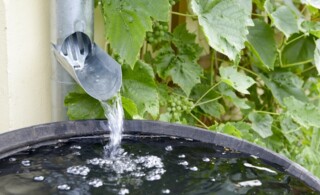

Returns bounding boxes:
[194,96,222,107]
[238,66,259,77]
[282,59,313,67]
[284,34,305,46]
[171,11,196,17]
[190,113,209,129]
[254,110,280,116]
[194,81,222,106]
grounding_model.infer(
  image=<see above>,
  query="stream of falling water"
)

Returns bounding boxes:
[100,93,124,157]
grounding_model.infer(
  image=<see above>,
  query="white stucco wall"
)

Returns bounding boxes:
[0,0,52,133]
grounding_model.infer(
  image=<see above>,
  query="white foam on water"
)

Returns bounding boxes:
[178,161,189,166]
[202,157,210,162]
[190,166,198,171]
[67,165,90,176]
[119,188,129,195]
[33,176,45,182]
[57,184,71,191]
[88,178,103,188]
[70,145,82,150]
[165,146,173,151]
[178,154,186,158]
[21,159,31,167]
[162,189,170,194]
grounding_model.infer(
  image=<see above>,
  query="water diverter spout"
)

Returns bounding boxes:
[51,0,121,103]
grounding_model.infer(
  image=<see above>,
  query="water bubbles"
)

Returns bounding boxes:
[178,161,188,166]
[138,155,163,169]
[165,146,173,151]
[87,158,112,167]
[119,188,129,195]
[131,172,146,177]
[9,157,16,162]
[57,184,71,191]
[211,178,216,182]
[21,159,31,167]
[189,166,198,171]
[67,165,90,176]
[70,145,81,150]
[146,168,166,181]
[202,157,210,162]
[88,178,103,188]
[178,154,185,158]
[33,176,45,182]
[162,189,170,194]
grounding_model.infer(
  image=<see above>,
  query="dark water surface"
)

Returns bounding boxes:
[0,135,316,195]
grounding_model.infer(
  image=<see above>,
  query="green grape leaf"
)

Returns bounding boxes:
[122,61,159,118]
[284,96,320,128]
[191,0,253,60]
[64,91,105,120]
[300,21,320,38]
[246,19,277,70]
[248,112,273,138]
[279,115,299,143]
[315,39,320,75]
[219,84,250,109]
[155,44,203,96]
[191,84,225,118]
[121,96,139,119]
[217,123,243,138]
[301,0,320,9]
[169,56,203,96]
[259,72,307,105]
[172,24,203,60]
[220,66,255,94]
[102,0,169,67]
[281,35,315,66]
[265,1,299,38]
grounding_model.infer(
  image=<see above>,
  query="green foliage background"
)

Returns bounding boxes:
[66,0,320,178]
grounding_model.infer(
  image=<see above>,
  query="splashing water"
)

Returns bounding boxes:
[100,94,124,157]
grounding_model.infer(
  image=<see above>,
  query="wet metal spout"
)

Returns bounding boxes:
[51,0,94,121]
[51,0,121,121]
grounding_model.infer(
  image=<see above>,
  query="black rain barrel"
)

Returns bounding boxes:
[0,120,319,192]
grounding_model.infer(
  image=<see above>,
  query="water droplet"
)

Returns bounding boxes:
[57,184,71,191]
[119,188,129,195]
[178,154,186,158]
[21,159,31,167]
[88,178,103,188]
[162,189,170,194]
[190,166,198,171]
[165,146,173,151]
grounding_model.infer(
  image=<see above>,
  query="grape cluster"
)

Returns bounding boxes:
[169,0,179,6]
[146,22,169,44]
[167,95,193,120]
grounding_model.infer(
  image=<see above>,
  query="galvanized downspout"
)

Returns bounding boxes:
[50,0,121,121]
